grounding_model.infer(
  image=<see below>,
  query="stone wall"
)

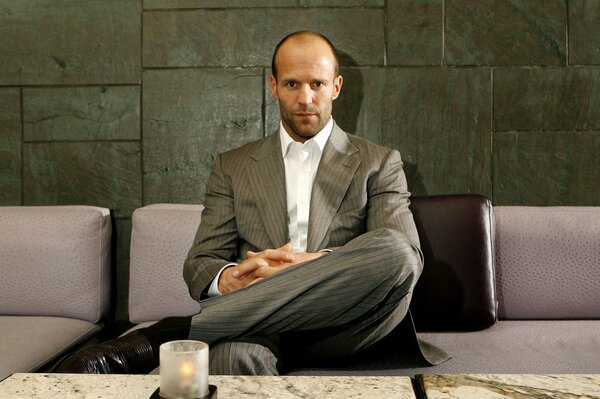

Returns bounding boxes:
[1,0,598,320]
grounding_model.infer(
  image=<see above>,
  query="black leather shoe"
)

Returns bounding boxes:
[56,332,157,374]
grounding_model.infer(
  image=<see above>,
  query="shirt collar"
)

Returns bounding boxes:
[279,117,334,157]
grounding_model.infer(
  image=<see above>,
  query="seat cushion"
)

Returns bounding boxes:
[409,195,496,331]
[129,204,203,323]
[412,320,600,375]
[0,206,111,323]
[286,320,600,376]
[494,206,600,319]
[0,316,102,381]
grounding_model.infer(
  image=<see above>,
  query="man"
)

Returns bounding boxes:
[58,31,446,375]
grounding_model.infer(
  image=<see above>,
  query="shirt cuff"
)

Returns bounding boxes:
[207,263,237,297]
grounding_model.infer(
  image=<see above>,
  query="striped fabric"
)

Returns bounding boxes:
[183,123,441,374]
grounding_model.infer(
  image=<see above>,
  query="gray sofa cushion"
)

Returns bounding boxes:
[414,320,600,374]
[129,204,203,323]
[0,316,101,381]
[494,207,600,319]
[287,320,600,376]
[0,206,111,323]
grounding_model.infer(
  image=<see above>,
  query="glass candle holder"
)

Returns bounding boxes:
[159,340,209,399]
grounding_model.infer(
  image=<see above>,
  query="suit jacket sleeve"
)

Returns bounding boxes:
[363,147,423,265]
[183,154,238,300]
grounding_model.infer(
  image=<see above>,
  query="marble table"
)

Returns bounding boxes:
[0,373,416,399]
[417,374,600,399]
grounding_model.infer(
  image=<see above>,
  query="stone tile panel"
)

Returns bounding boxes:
[494,131,600,205]
[494,67,600,131]
[144,0,383,9]
[23,142,141,218]
[0,0,140,85]
[332,67,388,145]
[445,0,566,66]
[569,0,600,65]
[143,8,384,67]
[23,86,140,142]
[382,67,492,197]
[387,0,442,65]
[143,69,264,204]
[0,89,21,205]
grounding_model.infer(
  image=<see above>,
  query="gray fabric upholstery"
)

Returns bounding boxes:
[0,205,111,379]
[0,316,102,381]
[0,206,111,323]
[287,320,600,376]
[128,204,203,323]
[125,203,600,376]
[494,207,600,319]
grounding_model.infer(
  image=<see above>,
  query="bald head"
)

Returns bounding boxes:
[271,31,340,81]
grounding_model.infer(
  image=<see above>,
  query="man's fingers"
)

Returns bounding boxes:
[246,242,292,258]
[235,257,268,278]
[262,248,294,262]
[247,277,264,286]
[253,265,280,279]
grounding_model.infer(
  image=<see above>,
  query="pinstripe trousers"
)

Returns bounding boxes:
[187,227,422,375]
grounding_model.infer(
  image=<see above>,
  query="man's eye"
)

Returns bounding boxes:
[286,82,297,88]
[313,82,324,88]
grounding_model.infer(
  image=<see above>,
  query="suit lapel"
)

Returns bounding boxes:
[307,124,360,252]
[246,134,288,248]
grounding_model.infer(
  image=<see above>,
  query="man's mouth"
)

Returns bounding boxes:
[295,112,317,118]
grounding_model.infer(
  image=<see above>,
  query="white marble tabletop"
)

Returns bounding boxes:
[419,374,600,399]
[0,373,416,399]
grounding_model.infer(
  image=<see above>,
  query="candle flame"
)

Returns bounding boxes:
[180,362,194,377]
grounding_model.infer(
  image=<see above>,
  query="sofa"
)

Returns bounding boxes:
[0,206,111,381]
[123,195,600,376]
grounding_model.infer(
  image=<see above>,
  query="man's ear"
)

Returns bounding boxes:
[332,74,343,101]
[269,74,278,99]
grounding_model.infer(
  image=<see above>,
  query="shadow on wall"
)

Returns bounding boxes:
[333,51,363,136]
[404,162,427,197]
[333,51,427,196]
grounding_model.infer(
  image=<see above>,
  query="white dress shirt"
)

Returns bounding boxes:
[280,118,332,252]
[207,118,334,296]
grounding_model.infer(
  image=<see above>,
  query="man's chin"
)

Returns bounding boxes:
[288,123,318,139]
[293,130,319,140]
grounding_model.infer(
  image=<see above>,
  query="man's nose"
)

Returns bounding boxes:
[297,84,313,105]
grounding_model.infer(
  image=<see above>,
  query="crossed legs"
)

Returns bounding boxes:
[193,228,422,374]
[57,228,422,375]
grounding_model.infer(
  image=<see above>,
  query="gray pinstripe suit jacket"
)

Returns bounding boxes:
[184,122,422,301]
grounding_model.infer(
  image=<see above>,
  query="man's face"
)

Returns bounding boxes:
[270,38,343,142]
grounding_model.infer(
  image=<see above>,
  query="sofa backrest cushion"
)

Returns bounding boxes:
[409,195,497,331]
[0,206,111,323]
[129,204,202,323]
[494,206,600,319]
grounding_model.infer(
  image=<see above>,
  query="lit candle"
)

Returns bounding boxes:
[179,361,194,390]
[160,340,209,398]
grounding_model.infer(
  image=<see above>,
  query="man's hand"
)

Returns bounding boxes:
[218,243,293,294]
[217,243,326,294]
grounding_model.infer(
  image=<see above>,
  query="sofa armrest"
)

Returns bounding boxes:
[409,194,496,331]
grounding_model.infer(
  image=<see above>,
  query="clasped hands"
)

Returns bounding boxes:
[218,243,325,294]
